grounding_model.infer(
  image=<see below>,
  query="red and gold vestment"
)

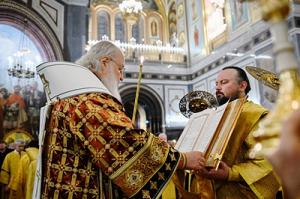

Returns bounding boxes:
[41,93,180,199]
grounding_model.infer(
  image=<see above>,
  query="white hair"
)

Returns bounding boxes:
[75,40,123,71]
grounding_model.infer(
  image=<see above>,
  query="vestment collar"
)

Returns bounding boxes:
[36,61,113,103]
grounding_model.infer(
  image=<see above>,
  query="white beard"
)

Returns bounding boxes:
[107,85,122,103]
[101,78,122,103]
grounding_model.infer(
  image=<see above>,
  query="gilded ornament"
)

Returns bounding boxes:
[150,145,164,163]
[179,91,218,118]
[126,170,144,188]
[245,66,280,90]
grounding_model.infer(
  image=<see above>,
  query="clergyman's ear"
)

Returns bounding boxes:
[240,80,248,91]
[100,56,110,66]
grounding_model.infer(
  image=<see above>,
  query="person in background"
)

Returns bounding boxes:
[0,141,12,172]
[0,140,10,199]
[0,88,9,139]
[3,86,27,132]
[23,82,46,137]
[11,140,38,199]
[0,140,26,199]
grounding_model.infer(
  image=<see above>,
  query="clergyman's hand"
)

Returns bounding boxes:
[184,151,205,171]
[198,161,229,181]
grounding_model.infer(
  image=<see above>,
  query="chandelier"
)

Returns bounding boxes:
[119,0,143,24]
[7,18,35,79]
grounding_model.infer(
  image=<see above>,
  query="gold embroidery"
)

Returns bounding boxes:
[170,153,176,161]
[158,172,165,181]
[107,127,129,147]
[111,149,130,168]
[85,123,105,144]
[142,190,151,198]
[126,170,144,188]
[110,134,153,180]
[150,145,164,163]
[43,98,100,198]
[112,136,170,197]
[165,163,171,171]
[40,73,51,96]
[150,181,158,190]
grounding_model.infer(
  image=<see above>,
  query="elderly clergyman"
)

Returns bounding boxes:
[33,41,205,199]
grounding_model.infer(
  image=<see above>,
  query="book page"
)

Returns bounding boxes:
[175,101,229,152]
[175,109,211,152]
[194,102,228,152]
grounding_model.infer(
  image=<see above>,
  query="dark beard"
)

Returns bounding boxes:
[217,95,239,106]
[217,95,229,106]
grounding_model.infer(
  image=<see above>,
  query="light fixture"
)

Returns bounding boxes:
[7,18,35,79]
[119,0,143,20]
[119,0,143,40]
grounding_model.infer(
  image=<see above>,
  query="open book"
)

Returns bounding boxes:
[175,98,245,168]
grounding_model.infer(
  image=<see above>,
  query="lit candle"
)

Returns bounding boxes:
[132,56,144,125]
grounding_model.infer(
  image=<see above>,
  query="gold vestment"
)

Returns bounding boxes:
[11,147,38,199]
[0,150,25,199]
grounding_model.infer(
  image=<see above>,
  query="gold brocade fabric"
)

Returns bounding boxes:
[191,101,280,199]
[41,93,180,199]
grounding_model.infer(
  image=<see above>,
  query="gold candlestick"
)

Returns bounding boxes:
[241,0,300,158]
[132,56,144,125]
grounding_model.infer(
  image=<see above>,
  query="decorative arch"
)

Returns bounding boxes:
[119,84,165,134]
[0,1,63,61]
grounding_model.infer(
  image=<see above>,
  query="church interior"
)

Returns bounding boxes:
[0,0,300,199]
[0,0,298,142]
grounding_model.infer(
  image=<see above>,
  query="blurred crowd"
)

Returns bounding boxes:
[0,82,46,140]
